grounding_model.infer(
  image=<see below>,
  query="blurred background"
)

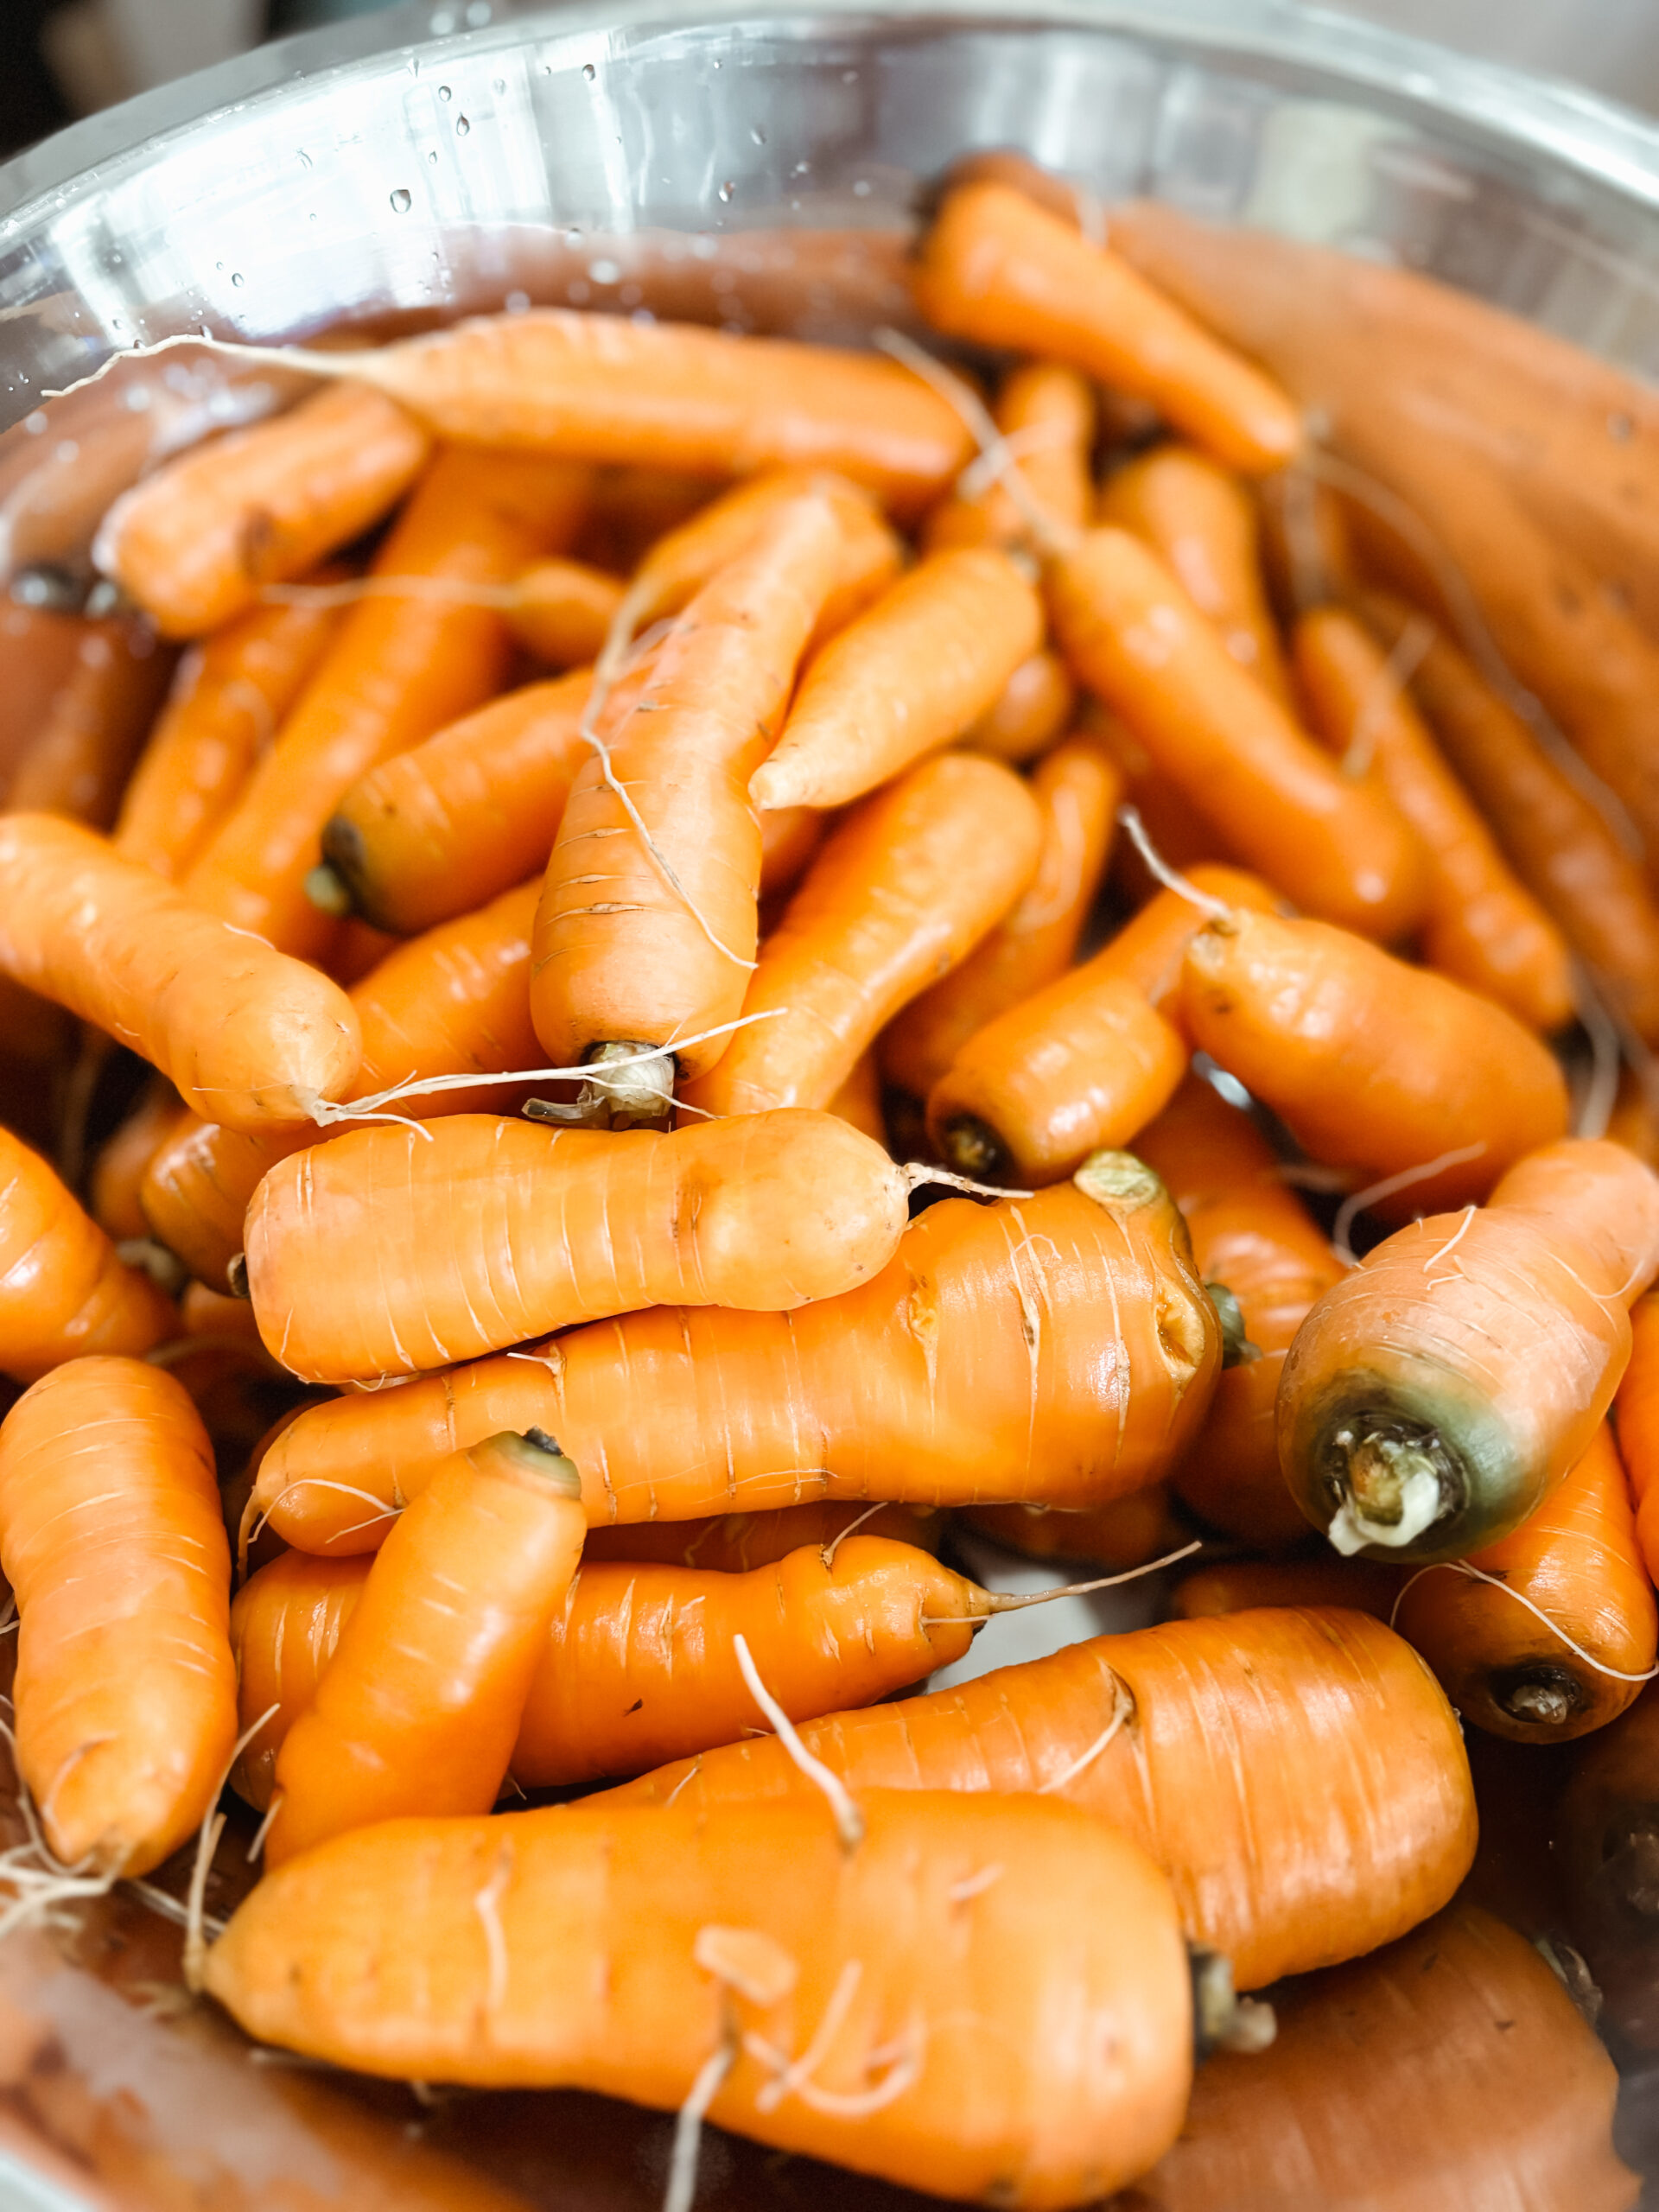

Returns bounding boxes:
[3,0,1659,164]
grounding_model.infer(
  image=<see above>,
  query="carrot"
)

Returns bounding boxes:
[1618,1290,1659,1519]
[531,494,844,1110]
[94,382,433,637]
[1393,1422,1657,1741]
[501,556,625,669]
[758,799,828,902]
[925,865,1277,1185]
[179,1277,266,1347]
[263,1430,585,1867]
[112,588,346,880]
[825,1048,887,1143]
[0,814,360,1130]
[7,617,175,830]
[957,1486,1183,1570]
[1046,527,1427,939]
[960,647,1077,764]
[750,549,1046,812]
[1099,444,1294,705]
[140,878,541,1290]
[912,181,1300,474]
[246,1109,914,1383]
[1135,1071,1345,1548]
[879,736,1119,1101]
[582,1500,943,1573]
[0,1128,175,1384]
[182,449,590,958]
[246,1155,1218,1552]
[1171,1559,1401,1620]
[0,1357,235,1873]
[1255,461,1357,617]
[1180,901,1570,1215]
[0,602,86,802]
[1555,1680,1659,2049]
[921,361,1096,553]
[684,753,1044,1119]
[1280,1139,1659,1562]
[1360,589,1659,1044]
[318,671,592,935]
[609,1605,1474,1988]
[205,1789,1194,2206]
[1294,605,1574,1030]
[575,462,716,574]
[86,1076,181,1244]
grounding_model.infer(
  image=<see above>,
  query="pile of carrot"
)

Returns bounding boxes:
[3,148,1658,2206]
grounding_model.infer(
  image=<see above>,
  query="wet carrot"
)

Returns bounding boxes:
[960,647,1077,764]
[923,361,1096,554]
[0,1357,235,1873]
[0,1128,175,1384]
[95,383,433,637]
[957,1486,1183,1570]
[7,617,174,830]
[879,735,1119,1102]
[1280,1139,1659,1562]
[1171,1558,1401,1620]
[684,753,1043,1119]
[86,1077,181,1244]
[502,556,625,669]
[581,1500,943,1573]
[825,1048,887,1143]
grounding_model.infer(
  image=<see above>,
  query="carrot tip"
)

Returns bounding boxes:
[1073,1149,1167,1214]
[226,1254,251,1300]
[1325,1423,1452,1556]
[938,1113,1013,1182]
[1191,1947,1276,2058]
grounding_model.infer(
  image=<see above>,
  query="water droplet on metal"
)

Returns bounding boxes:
[751,124,766,144]
[439,83,452,99]
[428,149,439,162]
[466,0,492,22]
[455,115,471,137]
[230,271,245,288]
[852,179,872,197]
[582,61,595,80]
[717,179,735,202]
[297,149,313,169]
[390,188,413,213]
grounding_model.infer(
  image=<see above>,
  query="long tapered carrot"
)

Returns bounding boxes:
[923,361,1096,554]
[1171,1558,1402,1621]
[925,865,1277,1185]
[683,753,1044,1119]
[580,1499,943,1571]
[879,736,1119,1101]
[7,617,175,830]
[962,647,1077,764]
[1135,1071,1344,1548]
[531,495,845,1107]
[262,1430,585,1867]
[0,1128,175,1383]
[750,547,1045,810]
[1100,443,1293,705]
[95,383,433,637]
[1280,1140,1659,1562]
[245,1109,914,1383]
[246,1156,1218,1551]
[911,181,1301,474]
[86,1076,181,1243]
[1294,606,1573,1030]
[1393,1422,1657,1741]
[1181,901,1569,1214]
[140,876,541,1289]
[609,1605,1474,1990]
[0,814,360,1130]
[502,556,625,669]
[113,588,346,880]
[0,1357,235,1873]
[182,448,590,958]
[957,1486,1184,1570]
[1047,527,1427,938]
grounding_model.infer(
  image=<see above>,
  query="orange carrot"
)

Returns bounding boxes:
[1047,527,1427,939]
[86,1077,181,1244]
[958,1487,1183,1570]
[923,361,1096,554]
[912,181,1301,474]
[182,448,590,958]
[1615,1293,1659,1586]
[825,1047,887,1143]
[1280,1139,1659,1561]
[575,462,715,574]
[0,1357,235,1872]
[1087,705,1226,898]
[502,556,625,669]
[7,617,175,830]
[1171,1558,1401,1620]
[879,735,1119,1101]
[0,1128,175,1383]
[95,382,432,637]
[0,814,361,1131]
[684,753,1043,1119]
[758,800,828,903]
[960,647,1077,764]
[179,1277,267,1347]
[263,1430,585,1866]
[580,1499,943,1572]
[0,602,86,802]
[750,547,1045,810]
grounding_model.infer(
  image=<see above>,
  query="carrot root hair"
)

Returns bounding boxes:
[1329,1141,1490,1267]
[733,1632,864,1852]
[1116,805,1237,928]
[182,1700,280,1989]
[1390,1560,1659,1707]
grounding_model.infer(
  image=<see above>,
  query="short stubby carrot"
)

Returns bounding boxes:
[95,382,432,636]
[751,546,1045,811]
[184,448,589,958]
[319,671,591,935]
[0,814,361,1131]
[1394,1422,1657,1742]
[879,736,1119,1102]
[1171,1558,1402,1621]
[926,866,1276,1185]
[246,1109,912,1383]
[0,1357,236,1873]
[246,1155,1218,1550]
[911,181,1301,474]
[0,1128,175,1383]
[140,877,540,1290]
[1279,1139,1659,1562]
[962,647,1077,764]
[1181,904,1570,1214]
[205,1789,1194,2208]
[923,361,1096,554]
[7,615,175,831]
[610,1605,1476,1991]
[580,1500,943,1572]
[264,1430,586,1867]
[1294,606,1573,1031]
[1047,527,1426,939]
[957,1486,1183,1570]
[683,753,1043,1119]
[502,556,625,669]
[531,495,844,1103]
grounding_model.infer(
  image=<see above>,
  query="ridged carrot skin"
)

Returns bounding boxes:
[205,1789,1193,2208]
[924,361,1096,554]
[1171,1559,1401,1621]
[95,382,432,636]
[0,814,361,1132]
[246,1159,1218,1551]
[0,1357,236,1873]
[580,1499,943,1571]
[1280,1141,1659,1563]
[608,1605,1475,1990]
[245,1109,913,1383]
[962,648,1077,763]
[0,1128,175,1384]
[7,617,175,830]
